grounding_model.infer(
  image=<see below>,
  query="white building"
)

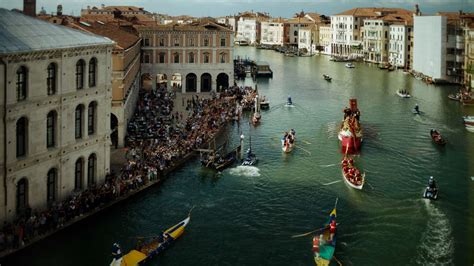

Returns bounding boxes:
[286,18,312,46]
[0,9,114,222]
[413,16,451,82]
[261,20,285,46]
[298,25,318,54]
[319,25,332,54]
[389,23,412,68]
[331,8,412,57]
[362,19,390,63]
[236,18,259,44]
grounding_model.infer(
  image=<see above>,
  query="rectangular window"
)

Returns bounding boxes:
[174,37,180,47]
[144,54,150,64]
[220,38,226,47]
[204,38,209,47]
[159,38,165,46]
[144,38,150,46]
[75,107,82,139]
[159,53,165,63]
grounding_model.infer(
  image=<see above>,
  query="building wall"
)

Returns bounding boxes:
[111,40,141,148]
[413,16,447,81]
[261,22,284,46]
[237,19,258,44]
[330,15,364,56]
[389,24,411,68]
[465,27,474,89]
[0,45,113,221]
[139,29,234,93]
[319,25,332,54]
[298,28,317,53]
[363,19,390,64]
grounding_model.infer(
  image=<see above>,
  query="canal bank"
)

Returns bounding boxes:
[4,46,474,266]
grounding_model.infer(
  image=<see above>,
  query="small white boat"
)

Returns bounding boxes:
[345,63,355,68]
[466,126,474,133]
[396,90,411,98]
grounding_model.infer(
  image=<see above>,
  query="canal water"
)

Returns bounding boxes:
[5,47,474,266]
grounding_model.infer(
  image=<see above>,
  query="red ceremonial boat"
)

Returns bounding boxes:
[338,99,362,154]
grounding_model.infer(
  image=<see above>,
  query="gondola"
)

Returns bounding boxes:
[323,74,332,81]
[201,147,240,171]
[345,63,355,68]
[448,94,461,101]
[430,129,446,145]
[463,116,474,123]
[313,198,338,266]
[110,214,191,266]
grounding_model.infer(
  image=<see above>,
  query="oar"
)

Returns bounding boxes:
[333,256,343,266]
[294,145,311,155]
[323,180,342,186]
[188,205,196,217]
[301,139,312,145]
[291,223,340,238]
[291,226,327,238]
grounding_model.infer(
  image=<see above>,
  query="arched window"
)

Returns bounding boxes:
[47,63,56,95]
[46,111,56,148]
[89,58,97,87]
[88,102,96,135]
[220,53,226,63]
[188,52,195,64]
[173,53,180,63]
[47,168,57,204]
[16,117,27,157]
[75,158,83,190]
[203,52,210,63]
[16,66,27,101]
[17,178,28,213]
[76,60,85,90]
[87,153,96,187]
[75,105,83,139]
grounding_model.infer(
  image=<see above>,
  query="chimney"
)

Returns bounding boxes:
[414,4,421,16]
[57,4,63,16]
[23,0,36,17]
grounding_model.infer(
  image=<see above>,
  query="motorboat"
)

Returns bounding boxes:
[345,63,355,68]
[396,90,411,98]
[323,74,332,81]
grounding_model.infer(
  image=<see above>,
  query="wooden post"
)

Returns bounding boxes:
[240,134,245,160]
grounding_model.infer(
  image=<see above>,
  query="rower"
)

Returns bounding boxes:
[287,95,292,105]
[414,104,420,113]
[111,243,122,259]
[329,217,336,242]
[428,176,437,191]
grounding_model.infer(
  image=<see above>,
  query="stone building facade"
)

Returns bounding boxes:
[136,21,234,93]
[0,9,114,222]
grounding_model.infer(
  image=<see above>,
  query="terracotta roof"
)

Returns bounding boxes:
[136,21,233,32]
[102,6,145,12]
[70,20,140,50]
[335,7,412,17]
[286,17,314,24]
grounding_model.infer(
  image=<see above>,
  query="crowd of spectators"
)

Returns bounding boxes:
[0,84,256,254]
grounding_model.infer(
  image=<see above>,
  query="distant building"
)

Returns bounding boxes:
[414,12,473,83]
[260,19,285,46]
[388,22,413,69]
[331,8,412,57]
[136,21,234,93]
[0,9,114,222]
[319,24,332,55]
[463,19,474,89]
[298,25,318,54]
[285,18,313,46]
[235,12,270,45]
[80,5,156,23]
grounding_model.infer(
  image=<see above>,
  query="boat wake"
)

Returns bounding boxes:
[413,200,454,265]
[229,166,261,177]
[326,121,337,138]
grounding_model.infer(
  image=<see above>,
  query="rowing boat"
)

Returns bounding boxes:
[396,90,411,98]
[313,199,338,266]
[111,214,191,266]
[341,158,365,190]
[281,129,296,153]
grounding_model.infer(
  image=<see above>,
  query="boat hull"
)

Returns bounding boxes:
[338,133,362,154]
[342,170,364,190]
[396,91,411,98]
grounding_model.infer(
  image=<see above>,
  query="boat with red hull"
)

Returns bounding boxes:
[338,99,362,154]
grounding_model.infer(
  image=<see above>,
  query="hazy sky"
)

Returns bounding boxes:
[0,0,472,17]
